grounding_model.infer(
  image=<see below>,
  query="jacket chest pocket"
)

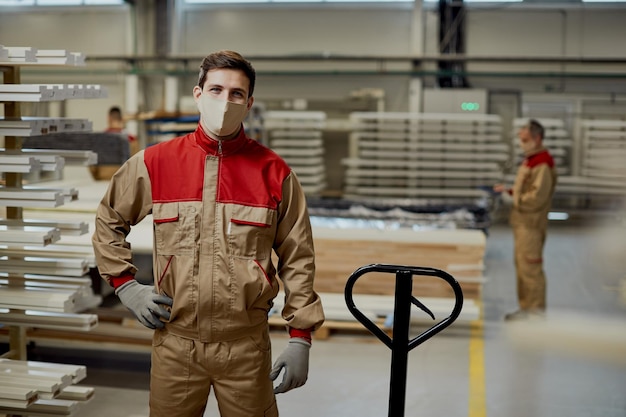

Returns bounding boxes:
[153,202,196,255]
[227,205,275,260]
[521,171,534,193]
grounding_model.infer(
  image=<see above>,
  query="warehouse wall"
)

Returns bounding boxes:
[1,3,625,129]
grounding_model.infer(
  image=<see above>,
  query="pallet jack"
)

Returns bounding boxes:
[345,264,464,417]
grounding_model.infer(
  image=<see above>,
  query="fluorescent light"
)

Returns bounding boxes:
[0,0,35,4]
[184,0,413,3]
[85,0,124,4]
[423,0,522,2]
[185,0,267,3]
[36,0,82,4]
[548,212,570,221]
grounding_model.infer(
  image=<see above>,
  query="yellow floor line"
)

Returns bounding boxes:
[468,310,486,417]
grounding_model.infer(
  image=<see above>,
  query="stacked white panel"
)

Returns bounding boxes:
[265,111,327,196]
[344,112,507,200]
[0,359,93,414]
[1,46,101,341]
[0,47,85,66]
[580,120,626,181]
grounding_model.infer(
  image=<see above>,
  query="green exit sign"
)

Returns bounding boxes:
[461,102,480,111]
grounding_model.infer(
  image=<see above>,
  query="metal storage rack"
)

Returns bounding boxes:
[0,45,104,415]
[343,112,508,203]
[265,110,327,196]
[580,120,626,183]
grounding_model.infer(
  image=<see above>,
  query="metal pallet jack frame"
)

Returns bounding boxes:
[345,264,464,417]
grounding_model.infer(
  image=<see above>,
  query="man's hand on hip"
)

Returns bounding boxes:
[115,280,172,329]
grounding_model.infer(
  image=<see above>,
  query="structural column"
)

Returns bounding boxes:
[409,0,424,113]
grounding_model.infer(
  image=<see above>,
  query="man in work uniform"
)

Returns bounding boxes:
[494,119,557,321]
[105,105,139,155]
[92,50,325,417]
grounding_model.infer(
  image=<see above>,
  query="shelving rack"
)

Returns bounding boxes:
[580,120,626,182]
[143,114,199,145]
[0,45,104,416]
[344,112,508,203]
[265,111,327,196]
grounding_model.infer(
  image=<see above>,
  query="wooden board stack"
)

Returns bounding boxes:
[312,227,485,300]
[0,358,93,416]
[271,226,485,336]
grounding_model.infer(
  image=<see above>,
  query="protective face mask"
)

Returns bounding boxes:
[519,139,537,154]
[197,94,248,137]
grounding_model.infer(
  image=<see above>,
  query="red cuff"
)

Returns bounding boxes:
[507,189,513,195]
[110,274,135,290]
[289,327,312,344]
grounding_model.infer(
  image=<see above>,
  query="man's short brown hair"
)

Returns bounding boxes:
[197,50,256,98]
[526,119,544,141]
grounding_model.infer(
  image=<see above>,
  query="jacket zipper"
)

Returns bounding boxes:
[218,138,223,155]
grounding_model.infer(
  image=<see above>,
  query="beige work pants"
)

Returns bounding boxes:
[512,225,547,311]
[149,326,278,417]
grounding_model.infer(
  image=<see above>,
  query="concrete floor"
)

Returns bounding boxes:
[22,215,626,417]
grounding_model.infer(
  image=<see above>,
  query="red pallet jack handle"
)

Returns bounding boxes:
[344,264,464,417]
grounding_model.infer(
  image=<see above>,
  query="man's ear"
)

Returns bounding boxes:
[193,85,202,101]
[247,96,254,110]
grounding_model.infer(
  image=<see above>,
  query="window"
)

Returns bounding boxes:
[184,0,413,3]
[0,0,123,5]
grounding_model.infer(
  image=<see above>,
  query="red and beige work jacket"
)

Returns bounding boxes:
[509,147,557,230]
[92,126,325,342]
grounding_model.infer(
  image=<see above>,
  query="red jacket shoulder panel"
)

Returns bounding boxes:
[525,149,554,169]
[144,134,205,202]
[218,140,292,209]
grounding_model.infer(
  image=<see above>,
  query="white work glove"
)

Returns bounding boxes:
[269,338,311,394]
[115,280,173,329]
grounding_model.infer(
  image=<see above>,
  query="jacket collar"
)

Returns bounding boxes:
[193,125,248,156]
[524,145,547,159]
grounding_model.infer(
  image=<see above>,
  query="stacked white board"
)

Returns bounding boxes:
[0,358,93,416]
[580,120,626,183]
[343,112,508,201]
[1,47,101,352]
[265,111,327,196]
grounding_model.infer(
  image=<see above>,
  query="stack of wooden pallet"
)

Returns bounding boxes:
[312,227,484,300]
[0,358,93,416]
[270,226,485,337]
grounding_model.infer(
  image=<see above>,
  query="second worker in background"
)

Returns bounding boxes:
[92,50,325,417]
[494,119,557,321]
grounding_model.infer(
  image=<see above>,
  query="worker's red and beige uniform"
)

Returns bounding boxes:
[508,147,557,312]
[93,126,325,417]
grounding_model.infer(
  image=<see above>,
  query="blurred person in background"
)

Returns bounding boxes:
[494,119,557,321]
[105,105,139,155]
